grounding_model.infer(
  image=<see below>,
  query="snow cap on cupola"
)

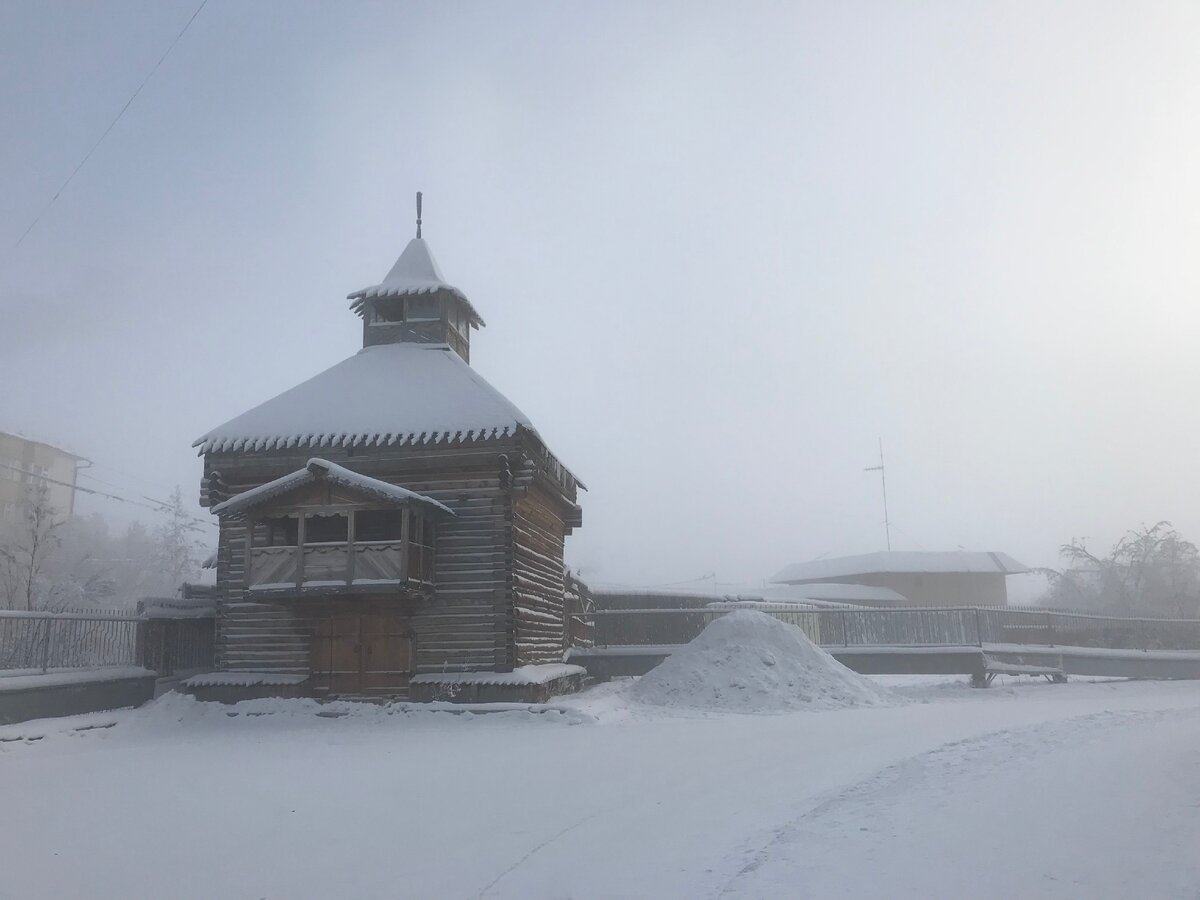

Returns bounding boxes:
[347,193,484,361]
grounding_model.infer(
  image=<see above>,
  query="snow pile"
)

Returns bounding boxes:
[630,610,893,712]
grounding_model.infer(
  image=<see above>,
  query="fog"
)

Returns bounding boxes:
[3,0,1199,589]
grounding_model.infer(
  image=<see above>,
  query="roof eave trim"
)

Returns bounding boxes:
[198,426,522,457]
[346,286,486,327]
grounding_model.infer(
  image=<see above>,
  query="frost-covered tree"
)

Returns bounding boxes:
[0,485,212,611]
[1044,522,1200,617]
[0,483,63,611]
[151,486,206,594]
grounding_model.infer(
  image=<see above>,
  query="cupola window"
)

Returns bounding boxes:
[406,294,439,322]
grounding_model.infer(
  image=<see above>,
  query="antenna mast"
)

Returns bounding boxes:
[415,191,423,238]
[863,437,892,550]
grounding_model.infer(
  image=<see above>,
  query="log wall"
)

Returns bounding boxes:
[202,429,580,684]
[511,481,569,665]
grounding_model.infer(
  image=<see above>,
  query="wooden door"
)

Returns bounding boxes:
[360,612,414,693]
[312,610,413,695]
[312,612,365,694]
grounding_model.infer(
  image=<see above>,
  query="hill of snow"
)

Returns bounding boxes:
[630,609,894,712]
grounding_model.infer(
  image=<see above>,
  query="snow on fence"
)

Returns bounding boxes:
[580,606,1200,653]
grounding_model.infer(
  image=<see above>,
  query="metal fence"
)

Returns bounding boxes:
[580,605,1200,653]
[0,606,217,676]
[0,611,140,672]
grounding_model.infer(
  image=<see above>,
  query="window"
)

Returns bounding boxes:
[355,509,404,542]
[305,512,348,544]
[406,511,436,582]
[253,515,298,547]
[368,298,405,325]
[453,302,470,337]
[406,294,439,321]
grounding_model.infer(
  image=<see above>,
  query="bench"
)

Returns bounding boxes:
[975,653,1067,687]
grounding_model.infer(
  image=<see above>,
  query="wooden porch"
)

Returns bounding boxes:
[246,537,433,596]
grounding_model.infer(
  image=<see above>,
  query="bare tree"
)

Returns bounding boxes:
[0,483,63,611]
[0,482,211,612]
[1047,522,1200,617]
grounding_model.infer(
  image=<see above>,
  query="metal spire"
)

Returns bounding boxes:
[416,191,423,239]
[864,437,892,551]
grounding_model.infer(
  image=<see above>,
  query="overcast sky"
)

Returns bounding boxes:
[3,0,1199,589]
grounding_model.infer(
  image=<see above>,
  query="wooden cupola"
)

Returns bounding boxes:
[346,193,484,363]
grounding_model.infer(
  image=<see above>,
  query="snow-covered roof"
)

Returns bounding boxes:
[772,551,1030,583]
[410,664,585,687]
[346,238,484,327]
[183,672,309,688]
[0,429,88,462]
[137,597,217,618]
[705,600,834,611]
[194,343,535,454]
[211,458,454,517]
[761,583,910,606]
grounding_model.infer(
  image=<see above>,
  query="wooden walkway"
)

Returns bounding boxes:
[567,606,1200,684]
[568,641,1200,683]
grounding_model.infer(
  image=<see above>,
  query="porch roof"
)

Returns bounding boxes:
[211,458,453,518]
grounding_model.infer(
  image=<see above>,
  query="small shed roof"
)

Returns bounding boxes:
[762,583,909,606]
[211,458,453,517]
[346,238,485,327]
[772,551,1029,584]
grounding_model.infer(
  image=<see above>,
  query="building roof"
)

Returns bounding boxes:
[346,237,485,327]
[211,457,453,517]
[772,551,1030,584]
[194,343,536,454]
[0,430,88,462]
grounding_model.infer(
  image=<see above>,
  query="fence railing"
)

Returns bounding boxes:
[0,606,217,676]
[0,611,140,672]
[137,618,216,676]
[578,605,1200,653]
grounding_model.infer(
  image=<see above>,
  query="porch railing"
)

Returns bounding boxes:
[247,540,411,590]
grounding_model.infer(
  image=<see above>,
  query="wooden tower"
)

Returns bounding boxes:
[195,199,584,699]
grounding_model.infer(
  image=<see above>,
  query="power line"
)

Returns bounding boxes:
[887,520,926,551]
[79,467,179,499]
[0,461,210,528]
[645,572,716,588]
[13,0,209,248]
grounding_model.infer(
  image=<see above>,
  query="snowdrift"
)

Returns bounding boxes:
[630,610,893,712]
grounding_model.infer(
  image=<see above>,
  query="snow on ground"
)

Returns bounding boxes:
[0,666,151,692]
[630,610,891,712]
[2,675,1200,899]
[725,703,1200,899]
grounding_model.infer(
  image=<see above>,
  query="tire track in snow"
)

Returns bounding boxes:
[475,810,602,899]
[714,707,1173,898]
